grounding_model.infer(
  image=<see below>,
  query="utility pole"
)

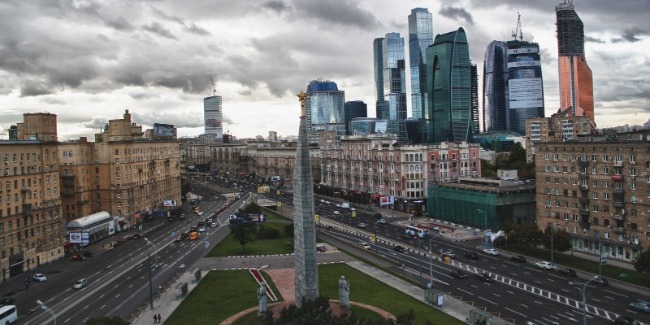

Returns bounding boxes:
[148,253,154,310]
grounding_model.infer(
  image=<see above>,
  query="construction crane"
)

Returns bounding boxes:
[512,13,523,42]
[210,76,216,96]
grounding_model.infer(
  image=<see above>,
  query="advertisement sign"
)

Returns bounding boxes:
[249,213,267,223]
[69,232,89,244]
[507,47,538,55]
[507,60,541,68]
[163,199,176,207]
[153,123,175,138]
[509,78,543,109]
[379,196,395,206]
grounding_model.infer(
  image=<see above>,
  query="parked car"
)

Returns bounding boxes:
[360,242,371,250]
[464,252,478,260]
[130,233,141,239]
[32,273,47,282]
[82,251,94,257]
[394,245,405,253]
[376,219,387,224]
[483,248,499,256]
[509,255,527,263]
[333,211,340,215]
[615,315,642,325]
[592,276,608,286]
[198,226,206,232]
[357,222,368,229]
[535,261,556,270]
[73,278,88,289]
[450,270,467,279]
[627,301,650,313]
[475,272,494,282]
[558,268,577,277]
[71,253,86,261]
[442,250,455,258]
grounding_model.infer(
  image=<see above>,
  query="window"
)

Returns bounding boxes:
[592,192,598,199]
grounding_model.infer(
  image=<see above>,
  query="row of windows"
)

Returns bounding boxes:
[544,152,647,165]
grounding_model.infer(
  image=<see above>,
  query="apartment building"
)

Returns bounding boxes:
[525,114,595,162]
[535,131,650,262]
[0,113,64,280]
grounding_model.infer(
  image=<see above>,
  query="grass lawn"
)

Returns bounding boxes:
[207,213,294,257]
[166,264,464,325]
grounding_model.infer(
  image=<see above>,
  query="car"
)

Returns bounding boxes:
[349,207,356,211]
[464,252,478,260]
[510,255,526,263]
[535,261,556,270]
[357,222,368,229]
[475,272,494,282]
[73,278,87,289]
[450,270,467,279]
[82,251,94,257]
[174,235,183,242]
[360,242,371,250]
[376,219,387,224]
[615,315,642,325]
[442,250,455,258]
[558,268,577,277]
[394,245,405,253]
[628,301,650,313]
[71,253,86,261]
[211,222,217,227]
[130,233,141,239]
[326,226,334,231]
[333,211,340,215]
[198,226,206,232]
[483,248,499,256]
[592,276,608,286]
[32,273,47,282]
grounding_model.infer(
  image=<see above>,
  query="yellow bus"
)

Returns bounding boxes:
[189,231,199,241]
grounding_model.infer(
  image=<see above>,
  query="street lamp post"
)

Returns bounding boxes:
[37,300,57,325]
[427,234,433,289]
[148,253,154,310]
[550,224,554,266]
[144,237,158,268]
[570,276,598,325]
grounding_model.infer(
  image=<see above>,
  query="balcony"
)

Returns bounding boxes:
[613,227,625,234]
[579,197,589,204]
[613,213,625,221]
[579,209,589,216]
[613,188,625,194]
[580,185,589,191]
[613,160,623,167]
[611,174,623,181]
[580,221,591,229]
[578,160,588,167]
[614,201,625,208]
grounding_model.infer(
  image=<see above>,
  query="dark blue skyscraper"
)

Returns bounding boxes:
[483,41,509,132]
[344,101,367,135]
[408,8,433,120]
[425,28,472,143]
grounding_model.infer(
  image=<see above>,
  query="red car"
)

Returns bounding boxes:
[71,253,86,261]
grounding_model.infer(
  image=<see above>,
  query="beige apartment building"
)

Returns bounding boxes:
[534,131,650,262]
[525,114,595,163]
[0,113,64,280]
[1,111,181,280]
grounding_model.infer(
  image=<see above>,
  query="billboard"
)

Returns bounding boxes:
[153,123,175,138]
[163,199,176,207]
[508,78,543,109]
[379,196,395,206]
[69,232,89,244]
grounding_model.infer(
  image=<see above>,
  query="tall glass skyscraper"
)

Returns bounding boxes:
[373,38,386,118]
[556,0,593,124]
[204,95,223,141]
[344,100,367,135]
[483,41,509,132]
[374,33,406,121]
[425,28,472,143]
[408,8,433,120]
[506,40,544,134]
[483,40,544,135]
[305,80,345,144]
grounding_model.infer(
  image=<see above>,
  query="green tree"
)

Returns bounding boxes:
[86,316,130,325]
[632,248,650,273]
[229,221,256,254]
[543,227,571,252]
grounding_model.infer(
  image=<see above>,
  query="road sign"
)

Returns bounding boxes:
[314,215,319,222]
[600,254,607,265]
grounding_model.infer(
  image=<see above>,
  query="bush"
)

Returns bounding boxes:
[257,226,280,239]
[284,223,294,237]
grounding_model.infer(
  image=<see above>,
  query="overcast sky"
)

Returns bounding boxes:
[1,0,648,140]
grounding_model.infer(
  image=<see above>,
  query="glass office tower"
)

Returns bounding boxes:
[425,27,472,143]
[305,80,346,144]
[506,40,544,134]
[344,100,368,135]
[204,95,223,141]
[408,8,433,120]
[373,38,387,119]
[556,1,593,124]
[483,41,508,133]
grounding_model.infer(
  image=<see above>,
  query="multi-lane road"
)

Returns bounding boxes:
[9,178,649,325]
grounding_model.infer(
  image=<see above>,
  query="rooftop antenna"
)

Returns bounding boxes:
[210,76,216,96]
[512,13,523,42]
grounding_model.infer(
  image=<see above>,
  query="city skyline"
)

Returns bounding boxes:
[0,0,648,140]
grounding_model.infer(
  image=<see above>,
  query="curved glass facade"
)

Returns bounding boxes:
[425,28,472,143]
[483,41,508,132]
[408,8,433,120]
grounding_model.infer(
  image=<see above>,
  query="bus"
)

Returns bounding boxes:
[405,225,429,238]
[67,211,115,247]
[189,231,199,241]
[0,305,17,324]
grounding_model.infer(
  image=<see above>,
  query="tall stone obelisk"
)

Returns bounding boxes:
[293,91,319,306]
